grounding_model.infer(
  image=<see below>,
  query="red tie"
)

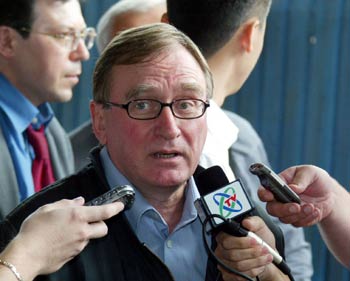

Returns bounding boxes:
[26,125,55,192]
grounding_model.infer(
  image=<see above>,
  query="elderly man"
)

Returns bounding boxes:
[69,2,311,279]
[0,23,290,281]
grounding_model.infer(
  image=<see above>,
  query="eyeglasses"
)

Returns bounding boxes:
[103,99,210,120]
[20,27,97,51]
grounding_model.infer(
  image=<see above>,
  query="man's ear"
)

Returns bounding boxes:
[161,12,169,23]
[239,18,261,53]
[0,26,17,58]
[90,101,107,145]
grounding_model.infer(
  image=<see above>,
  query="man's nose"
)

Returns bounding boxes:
[155,106,181,139]
[70,40,90,61]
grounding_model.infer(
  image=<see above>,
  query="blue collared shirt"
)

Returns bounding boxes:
[100,147,210,281]
[0,74,53,200]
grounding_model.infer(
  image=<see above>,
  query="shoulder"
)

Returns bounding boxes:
[69,120,98,152]
[69,121,99,171]
[69,120,95,144]
[47,117,67,137]
[46,116,71,147]
[223,109,265,155]
[223,110,260,140]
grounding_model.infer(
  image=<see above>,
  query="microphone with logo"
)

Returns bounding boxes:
[194,165,292,280]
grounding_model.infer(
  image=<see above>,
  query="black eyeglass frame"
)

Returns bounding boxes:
[102,98,210,120]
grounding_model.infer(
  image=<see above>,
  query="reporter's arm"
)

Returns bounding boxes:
[0,197,124,281]
[317,180,350,268]
[258,165,350,268]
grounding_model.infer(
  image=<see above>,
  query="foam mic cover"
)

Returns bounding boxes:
[195,166,230,196]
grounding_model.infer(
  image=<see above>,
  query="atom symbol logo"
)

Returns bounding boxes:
[213,187,243,218]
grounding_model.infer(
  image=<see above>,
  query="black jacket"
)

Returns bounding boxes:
[0,147,285,281]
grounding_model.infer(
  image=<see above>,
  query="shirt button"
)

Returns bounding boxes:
[31,117,38,124]
[166,239,173,248]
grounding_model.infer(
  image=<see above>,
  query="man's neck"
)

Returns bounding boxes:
[207,39,241,107]
[140,184,186,233]
[208,53,239,107]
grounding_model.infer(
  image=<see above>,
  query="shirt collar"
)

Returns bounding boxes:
[176,177,201,229]
[99,146,201,233]
[205,100,239,150]
[0,74,53,133]
[99,147,151,230]
[200,100,238,181]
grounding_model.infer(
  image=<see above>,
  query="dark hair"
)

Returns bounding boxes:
[167,0,272,58]
[0,0,35,37]
[0,0,75,38]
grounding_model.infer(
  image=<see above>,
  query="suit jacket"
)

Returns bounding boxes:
[70,113,313,280]
[0,147,287,281]
[0,117,74,219]
[69,120,98,170]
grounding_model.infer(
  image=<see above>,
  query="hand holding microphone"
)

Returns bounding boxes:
[195,166,292,280]
[215,216,290,281]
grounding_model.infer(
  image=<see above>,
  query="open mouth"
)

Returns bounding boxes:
[154,152,179,159]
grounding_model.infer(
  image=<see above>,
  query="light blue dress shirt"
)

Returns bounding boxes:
[0,74,53,200]
[99,147,211,281]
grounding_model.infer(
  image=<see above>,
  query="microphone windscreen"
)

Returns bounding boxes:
[195,166,229,196]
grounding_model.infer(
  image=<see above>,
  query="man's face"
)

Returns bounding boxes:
[10,0,90,106]
[92,46,208,192]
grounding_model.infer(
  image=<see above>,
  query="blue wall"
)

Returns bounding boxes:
[224,1,350,280]
[52,1,350,280]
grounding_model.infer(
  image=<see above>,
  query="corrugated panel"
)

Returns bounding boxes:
[225,1,350,280]
[52,0,350,280]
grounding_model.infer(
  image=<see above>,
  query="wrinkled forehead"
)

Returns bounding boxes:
[108,47,208,100]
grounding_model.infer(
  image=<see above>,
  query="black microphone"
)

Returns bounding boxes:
[195,165,230,195]
[194,166,291,277]
[195,165,255,229]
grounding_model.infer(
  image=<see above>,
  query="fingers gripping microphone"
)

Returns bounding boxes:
[194,166,292,277]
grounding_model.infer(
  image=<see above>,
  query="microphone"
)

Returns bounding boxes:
[195,166,291,276]
[195,165,255,229]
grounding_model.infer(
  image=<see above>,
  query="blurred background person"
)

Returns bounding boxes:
[0,0,95,219]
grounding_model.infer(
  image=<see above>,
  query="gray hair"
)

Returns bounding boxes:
[96,0,165,52]
[93,23,213,104]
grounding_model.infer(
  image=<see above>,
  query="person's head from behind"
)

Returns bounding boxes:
[91,23,213,192]
[0,0,95,106]
[166,0,272,95]
[97,0,166,53]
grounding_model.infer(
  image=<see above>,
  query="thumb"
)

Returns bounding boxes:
[241,216,264,232]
